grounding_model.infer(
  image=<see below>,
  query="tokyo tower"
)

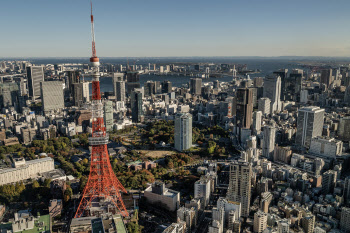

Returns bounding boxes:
[74,2,128,218]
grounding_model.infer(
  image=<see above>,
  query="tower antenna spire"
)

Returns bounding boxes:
[75,1,128,219]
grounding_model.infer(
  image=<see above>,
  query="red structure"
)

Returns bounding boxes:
[74,2,128,218]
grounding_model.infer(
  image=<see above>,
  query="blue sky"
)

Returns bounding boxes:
[1,0,350,57]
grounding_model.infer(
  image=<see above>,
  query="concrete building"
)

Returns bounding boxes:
[162,80,172,94]
[262,125,276,160]
[73,82,89,107]
[177,207,196,233]
[252,111,262,134]
[338,116,350,141]
[227,161,252,217]
[27,66,44,98]
[21,127,36,145]
[320,69,333,89]
[260,192,273,213]
[301,214,315,233]
[174,113,192,151]
[41,81,64,112]
[273,145,292,164]
[163,222,186,233]
[0,157,55,185]
[194,177,211,207]
[258,98,271,116]
[253,210,267,233]
[321,170,337,194]
[0,82,20,110]
[295,106,325,148]
[144,182,180,212]
[263,75,281,114]
[190,78,202,95]
[340,207,350,232]
[236,88,253,129]
[277,219,290,233]
[216,197,241,223]
[212,207,224,232]
[113,81,126,102]
[309,136,342,158]
[208,220,222,233]
[131,90,144,123]
[104,100,113,132]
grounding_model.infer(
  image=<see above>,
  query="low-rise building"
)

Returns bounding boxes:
[144,182,180,212]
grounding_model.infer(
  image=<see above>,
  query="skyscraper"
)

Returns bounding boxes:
[262,125,276,160]
[0,82,20,110]
[295,106,325,147]
[144,81,155,97]
[174,113,192,151]
[73,82,90,107]
[289,69,303,102]
[320,69,333,89]
[40,81,64,112]
[66,70,80,97]
[263,75,281,114]
[162,80,172,94]
[190,78,202,95]
[252,111,262,134]
[104,100,113,132]
[227,161,252,217]
[114,81,126,102]
[27,66,44,98]
[340,207,350,232]
[131,90,144,123]
[236,88,253,129]
[273,69,288,101]
[125,71,140,95]
[258,98,271,116]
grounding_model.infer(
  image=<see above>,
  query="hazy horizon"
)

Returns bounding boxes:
[1,0,350,57]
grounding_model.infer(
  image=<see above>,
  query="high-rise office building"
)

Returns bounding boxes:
[273,69,288,101]
[0,82,20,110]
[194,177,211,207]
[174,113,192,151]
[321,170,337,194]
[125,71,140,95]
[113,81,126,102]
[263,75,281,114]
[227,161,252,217]
[320,69,333,89]
[289,69,303,102]
[162,80,172,94]
[252,111,262,134]
[40,81,64,112]
[295,106,325,147]
[344,177,350,204]
[236,88,253,129]
[131,90,143,123]
[258,98,271,116]
[177,207,196,233]
[144,81,156,97]
[340,207,350,232]
[66,70,80,97]
[253,210,267,233]
[338,116,350,141]
[27,66,44,98]
[73,82,90,107]
[104,100,113,132]
[190,78,202,95]
[262,125,276,160]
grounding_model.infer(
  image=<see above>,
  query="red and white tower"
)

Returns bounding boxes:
[74,2,128,218]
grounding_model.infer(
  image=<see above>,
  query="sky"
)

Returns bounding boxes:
[1,0,350,57]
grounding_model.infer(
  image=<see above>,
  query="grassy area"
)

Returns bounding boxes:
[136,150,175,158]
